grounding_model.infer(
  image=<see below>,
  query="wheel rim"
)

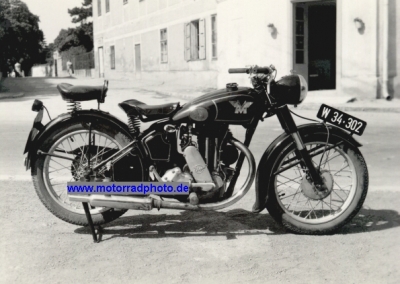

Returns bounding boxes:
[274,142,357,224]
[43,129,122,214]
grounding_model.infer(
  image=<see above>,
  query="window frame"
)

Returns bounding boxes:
[98,0,102,16]
[160,28,168,63]
[184,18,206,61]
[105,0,110,13]
[211,14,217,59]
[110,45,115,70]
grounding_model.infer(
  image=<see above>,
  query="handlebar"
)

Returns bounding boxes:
[228,66,274,75]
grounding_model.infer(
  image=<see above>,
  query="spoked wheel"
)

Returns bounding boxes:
[266,134,368,235]
[32,122,133,226]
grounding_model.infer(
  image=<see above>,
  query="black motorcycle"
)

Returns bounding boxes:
[24,65,368,236]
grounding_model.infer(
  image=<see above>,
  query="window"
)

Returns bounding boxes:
[106,0,110,13]
[123,0,128,4]
[110,46,115,69]
[295,7,305,64]
[98,0,101,16]
[211,15,217,59]
[185,19,206,61]
[160,29,168,63]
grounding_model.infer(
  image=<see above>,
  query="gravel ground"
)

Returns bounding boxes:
[1,180,399,284]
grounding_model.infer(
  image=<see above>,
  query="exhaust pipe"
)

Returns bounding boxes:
[69,138,256,212]
[70,194,154,210]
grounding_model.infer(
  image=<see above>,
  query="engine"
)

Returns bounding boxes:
[152,123,238,205]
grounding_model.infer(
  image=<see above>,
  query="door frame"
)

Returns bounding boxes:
[98,46,105,78]
[135,44,141,73]
[289,0,342,93]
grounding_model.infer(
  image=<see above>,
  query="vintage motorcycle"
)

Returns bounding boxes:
[24,65,368,237]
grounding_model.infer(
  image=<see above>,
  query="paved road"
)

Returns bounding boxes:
[0,77,399,283]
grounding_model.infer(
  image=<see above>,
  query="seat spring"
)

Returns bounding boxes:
[67,101,82,112]
[128,116,140,135]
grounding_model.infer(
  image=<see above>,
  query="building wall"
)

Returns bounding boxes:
[92,0,399,99]
[389,0,400,98]
[219,0,399,98]
[340,0,378,98]
[93,0,218,87]
[217,0,292,88]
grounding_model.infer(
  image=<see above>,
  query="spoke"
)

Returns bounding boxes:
[322,200,339,211]
[50,158,70,169]
[304,200,313,219]
[321,148,332,170]
[285,187,303,212]
[333,180,352,192]
[277,174,301,185]
[280,190,301,200]
[49,166,77,174]
[323,154,342,165]
[277,176,302,187]
[332,189,345,202]
[51,182,67,186]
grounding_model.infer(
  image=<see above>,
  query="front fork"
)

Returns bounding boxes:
[276,105,326,191]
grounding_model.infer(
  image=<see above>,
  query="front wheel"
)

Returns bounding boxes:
[265,134,369,235]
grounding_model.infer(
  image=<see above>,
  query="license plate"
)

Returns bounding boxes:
[316,104,367,136]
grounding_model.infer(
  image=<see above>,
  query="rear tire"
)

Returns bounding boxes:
[265,133,368,235]
[32,122,135,226]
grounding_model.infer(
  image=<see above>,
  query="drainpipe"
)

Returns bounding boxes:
[380,0,390,99]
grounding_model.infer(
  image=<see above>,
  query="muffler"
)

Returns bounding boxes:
[69,194,154,210]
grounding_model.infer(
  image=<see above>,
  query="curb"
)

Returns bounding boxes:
[0,92,25,100]
[295,104,400,113]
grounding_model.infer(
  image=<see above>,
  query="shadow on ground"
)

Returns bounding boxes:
[74,206,400,241]
[75,209,287,242]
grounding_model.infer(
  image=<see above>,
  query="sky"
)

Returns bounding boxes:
[23,0,86,44]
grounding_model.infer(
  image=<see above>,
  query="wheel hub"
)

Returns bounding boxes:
[301,170,334,200]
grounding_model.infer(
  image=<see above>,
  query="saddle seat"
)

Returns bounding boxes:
[57,83,107,103]
[119,99,179,122]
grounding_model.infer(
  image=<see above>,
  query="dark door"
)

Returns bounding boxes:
[308,3,336,90]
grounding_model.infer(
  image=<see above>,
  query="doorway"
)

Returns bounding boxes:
[293,1,336,91]
[98,47,104,77]
[135,44,141,72]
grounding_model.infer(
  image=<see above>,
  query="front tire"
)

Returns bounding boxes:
[265,133,369,235]
[32,122,134,226]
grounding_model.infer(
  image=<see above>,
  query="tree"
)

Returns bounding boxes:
[0,0,46,75]
[53,0,93,53]
[68,0,92,24]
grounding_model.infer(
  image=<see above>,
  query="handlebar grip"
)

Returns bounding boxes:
[228,68,249,74]
[228,66,273,74]
[256,67,273,74]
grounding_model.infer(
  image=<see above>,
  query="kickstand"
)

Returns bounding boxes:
[82,202,102,243]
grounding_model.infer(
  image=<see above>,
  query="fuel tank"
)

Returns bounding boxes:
[172,85,264,124]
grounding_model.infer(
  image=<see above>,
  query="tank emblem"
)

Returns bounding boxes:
[229,101,253,114]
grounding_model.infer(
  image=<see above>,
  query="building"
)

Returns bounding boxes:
[92,0,400,99]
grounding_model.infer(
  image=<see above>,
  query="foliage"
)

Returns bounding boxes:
[53,0,93,53]
[68,0,92,24]
[0,0,46,74]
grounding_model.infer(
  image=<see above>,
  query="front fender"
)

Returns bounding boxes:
[26,109,132,171]
[252,123,362,213]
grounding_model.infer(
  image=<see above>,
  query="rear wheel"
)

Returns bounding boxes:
[266,134,369,234]
[32,122,135,226]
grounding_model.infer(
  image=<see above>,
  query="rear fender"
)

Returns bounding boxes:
[252,123,362,213]
[26,109,133,172]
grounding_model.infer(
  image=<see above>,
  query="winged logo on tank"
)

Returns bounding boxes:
[229,101,253,114]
